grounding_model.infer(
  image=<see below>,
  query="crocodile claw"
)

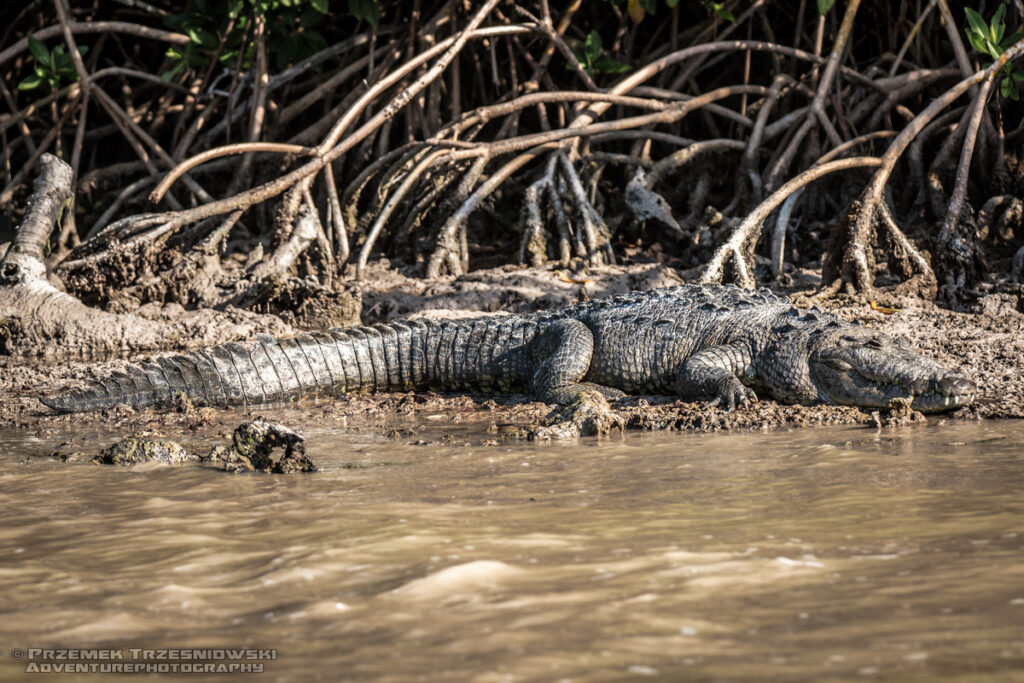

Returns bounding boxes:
[705,379,758,411]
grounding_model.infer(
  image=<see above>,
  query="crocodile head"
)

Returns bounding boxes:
[806,327,977,412]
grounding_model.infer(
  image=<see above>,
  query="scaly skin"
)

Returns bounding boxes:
[39,284,977,414]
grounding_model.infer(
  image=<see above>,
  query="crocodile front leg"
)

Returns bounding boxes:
[676,343,758,411]
[530,319,626,404]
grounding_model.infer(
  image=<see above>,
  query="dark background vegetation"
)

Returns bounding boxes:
[2,0,1023,321]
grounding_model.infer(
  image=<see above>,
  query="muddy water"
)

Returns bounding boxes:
[1,417,1023,682]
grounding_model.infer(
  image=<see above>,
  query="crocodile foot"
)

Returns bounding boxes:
[705,376,758,411]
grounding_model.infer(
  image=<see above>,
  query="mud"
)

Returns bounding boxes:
[1,263,1020,441]
[50,417,317,473]
[205,417,317,473]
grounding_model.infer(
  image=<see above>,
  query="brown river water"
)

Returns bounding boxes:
[0,415,1023,682]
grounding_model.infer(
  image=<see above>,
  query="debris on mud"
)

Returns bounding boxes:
[618,398,873,432]
[871,398,928,428]
[57,419,316,473]
[94,434,196,466]
[48,444,95,464]
[172,392,216,429]
[242,277,361,331]
[204,418,317,474]
[531,391,625,439]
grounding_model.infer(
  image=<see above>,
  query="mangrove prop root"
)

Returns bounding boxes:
[6,3,1024,310]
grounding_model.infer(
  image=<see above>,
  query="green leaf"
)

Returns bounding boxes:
[965,8,989,37]
[1001,74,1019,99]
[49,45,66,71]
[984,35,1000,58]
[187,27,217,49]
[160,61,186,82]
[817,0,835,15]
[349,0,379,27]
[988,36,1005,58]
[569,45,588,69]
[666,0,679,6]
[965,7,991,54]
[27,35,50,64]
[300,5,325,27]
[627,0,646,23]
[310,0,327,13]
[709,2,735,21]
[593,55,631,74]
[966,30,985,55]
[1002,30,1024,49]
[584,30,602,63]
[992,3,1006,44]
[55,53,77,77]
[966,21,991,56]
[18,73,44,90]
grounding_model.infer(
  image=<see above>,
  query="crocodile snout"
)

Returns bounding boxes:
[934,374,977,398]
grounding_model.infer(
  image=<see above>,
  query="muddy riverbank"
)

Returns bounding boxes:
[2,264,1021,444]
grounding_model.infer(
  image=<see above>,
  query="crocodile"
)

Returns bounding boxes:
[39,284,977,414]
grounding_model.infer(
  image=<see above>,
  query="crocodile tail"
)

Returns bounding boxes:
[37,322,439,414]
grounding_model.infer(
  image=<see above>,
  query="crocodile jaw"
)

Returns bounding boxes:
[808,333,977,413]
